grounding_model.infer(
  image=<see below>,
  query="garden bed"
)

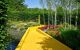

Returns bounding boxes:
[38,25,80,50]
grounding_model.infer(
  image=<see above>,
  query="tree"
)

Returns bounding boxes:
[39,0,46,24]
[74,0,80,29]
[0,0,9,50]
[45,0,61,27]
[6,0,26,21]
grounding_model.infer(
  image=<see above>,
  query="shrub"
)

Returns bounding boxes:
[54,30,80,50]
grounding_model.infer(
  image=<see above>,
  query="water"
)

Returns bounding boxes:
[6,41,19,50]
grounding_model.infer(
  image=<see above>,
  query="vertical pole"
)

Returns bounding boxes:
[38,15,40,24]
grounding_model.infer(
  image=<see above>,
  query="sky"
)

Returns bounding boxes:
[24,0,42,8]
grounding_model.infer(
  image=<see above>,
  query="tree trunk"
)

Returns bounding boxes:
[75,2,78,29]
[69,0,72,29]
[43,9,45,25]
[54,8,57,27]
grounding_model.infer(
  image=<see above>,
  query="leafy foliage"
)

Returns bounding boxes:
[54,30,80,50]
[0,0,9,50]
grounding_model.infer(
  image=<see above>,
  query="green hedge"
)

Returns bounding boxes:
[54,30,80,50]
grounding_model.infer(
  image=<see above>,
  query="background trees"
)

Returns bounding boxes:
[5,0,80,27]
[6,0,26,21]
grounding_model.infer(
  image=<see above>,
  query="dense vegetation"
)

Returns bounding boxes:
[54,30,80,50]
[0,0,9,50]
[6,0,80,26]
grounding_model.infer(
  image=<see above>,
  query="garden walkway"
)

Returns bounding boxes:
[15,26,71,50]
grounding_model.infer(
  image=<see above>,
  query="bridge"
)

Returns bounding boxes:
[15,26,72,50]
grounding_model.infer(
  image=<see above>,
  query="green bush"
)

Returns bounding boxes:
[54,30,80,50]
